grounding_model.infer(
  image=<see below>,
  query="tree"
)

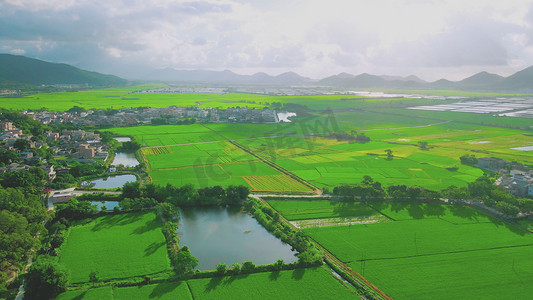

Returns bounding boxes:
[0,148,19,164]
[225,185,249,206]
[216,263,227,275]
[122,181,142,199]
[361,175,374,185]
[155,202,178,220]
[467,175,493,198]
[441,185,468,201]
[274,258,284,270]
[355,133,370,143]
[232,262,241,274]
[496,201,520,217]
[418,141,428,150]
[67,106,85,114]
[385,149,393,159]
[176,246,198,273]
[14,138,31,152]
[460,154,478,165]
[24,255,69,300]
[241,261,256,273]
[89,271,99,286]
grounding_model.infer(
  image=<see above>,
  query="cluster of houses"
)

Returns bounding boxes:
[210,107,278,123]
[22,106,281,127]
[477,157,533,197]
[0,121,108,179]
[0,89,20,95]
[44,129,108,159]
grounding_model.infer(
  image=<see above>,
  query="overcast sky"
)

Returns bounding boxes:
[2,0,533,81]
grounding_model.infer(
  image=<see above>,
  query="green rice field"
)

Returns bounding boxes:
[302,202,533,299]
[56,267,355,299]
[58,212,171,283]
[267,199,381,220]
[97,92,533,192]
[140,141,313,192]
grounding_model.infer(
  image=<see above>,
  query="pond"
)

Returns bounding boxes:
[177,206,298,270]
[90,201,120,211]
[112,152,139,167]
[277,112,297,122]
[114,137,131,142]
[82,174,137,189]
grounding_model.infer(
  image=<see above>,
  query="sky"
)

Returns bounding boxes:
[1,0,533,81]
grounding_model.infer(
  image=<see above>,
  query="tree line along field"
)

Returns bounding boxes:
[267,199,533,299]
[57,211,172,283]
[56,267,357,300]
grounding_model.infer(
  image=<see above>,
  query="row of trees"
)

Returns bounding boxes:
[247,198,322,266]
[331,174,533,217]
[122,182,249,207]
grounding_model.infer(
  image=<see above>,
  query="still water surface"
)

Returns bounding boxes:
[177,206,298,270]
[112,152,139,167]
[82,174,136,189]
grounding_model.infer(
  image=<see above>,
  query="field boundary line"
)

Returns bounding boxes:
[242,177,258,190]
[186,281,195,300]
[353,243,533,262]
[231,140,320,193]
[366,203,397,221]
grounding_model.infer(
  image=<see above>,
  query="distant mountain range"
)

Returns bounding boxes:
[1,53,533,92]
[142,68,312,85]
[317,68,533,92]
[0,54,127,87]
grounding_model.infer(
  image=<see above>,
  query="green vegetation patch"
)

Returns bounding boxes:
[187,267,355,300]
[349,245,533,300]
[56,282,193,300]
[305,203,533,299]
[58,212,171,283]
[56,286,114,300]
[268,200,380,220]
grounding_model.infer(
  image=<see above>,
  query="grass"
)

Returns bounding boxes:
[348,245,533,300]
[267,200,380,220]
[57,267,355,299]
[58,212,171,283]
[56,282,193,300]
[304,202,533,299]
[187,267,356,299]
[243,174,312,192]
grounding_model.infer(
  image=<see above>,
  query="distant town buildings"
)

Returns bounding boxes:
[20,106,283,127]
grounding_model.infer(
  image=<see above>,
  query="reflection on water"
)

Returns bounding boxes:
[82,174,137,189]
[114,137,131,142]
[178,206,298,270]
[90,201,120,211]
[112,152,139,167]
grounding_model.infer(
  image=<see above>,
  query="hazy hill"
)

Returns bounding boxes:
[493,66,533,92]
[317,66,533,92]
[142,68,311,85]
[380,74,426,83]
[0,54,127,87]
[459,71,504,86]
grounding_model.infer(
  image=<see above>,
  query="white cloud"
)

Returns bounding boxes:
[2,0,533,80]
